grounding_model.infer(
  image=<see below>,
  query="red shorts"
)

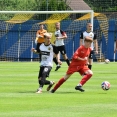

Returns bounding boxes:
[66,64,89,75]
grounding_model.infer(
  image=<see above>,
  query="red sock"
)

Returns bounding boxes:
[53,77,65,91]
[80,74,92,86]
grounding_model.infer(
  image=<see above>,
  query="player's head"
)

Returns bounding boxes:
[55,22,60,30]
[84,36,93,47]
[39,24,44,30]
[86,23,92,31]
[44,33,52,44]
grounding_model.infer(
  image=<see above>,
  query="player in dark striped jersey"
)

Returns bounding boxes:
[80,23,98,70]
[53,22,70,71]
[32,33,61,93]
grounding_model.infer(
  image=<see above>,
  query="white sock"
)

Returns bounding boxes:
[77,84,82,86]
[50,81,53,85]
[39,87,42,91]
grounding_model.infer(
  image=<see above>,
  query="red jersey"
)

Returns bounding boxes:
[71,45,91,66]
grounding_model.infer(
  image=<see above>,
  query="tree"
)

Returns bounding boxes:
[0,0,70,20]
[84,0,117,12]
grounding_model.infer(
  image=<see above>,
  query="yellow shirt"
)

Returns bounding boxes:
[36,29,47,43]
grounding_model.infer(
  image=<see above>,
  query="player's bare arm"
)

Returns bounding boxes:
[77,57,88,61]
[79,32,83,46]
[36,34,43,38]
[93,39,98,54]
[114,40,117,53]
[72,51,88,61]
[31,48,39,54]
[56,33,67,40]
[80,39,83,46]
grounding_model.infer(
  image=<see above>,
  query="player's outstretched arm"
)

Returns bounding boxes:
[31,48,39,54]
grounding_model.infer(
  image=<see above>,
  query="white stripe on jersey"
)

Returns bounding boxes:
[39,43,54,67]
[55,30,64,46]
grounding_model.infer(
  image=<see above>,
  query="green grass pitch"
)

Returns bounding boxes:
[0,61,117,117]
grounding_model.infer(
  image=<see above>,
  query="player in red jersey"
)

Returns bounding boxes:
[50,36,93,93]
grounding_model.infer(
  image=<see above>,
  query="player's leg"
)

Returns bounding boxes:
[36,66,44,93]
[53,53,59,65]
[54,52,62,71]
[51,64,76,93]
[62,54,70,66]
[50,74,72,93]
[88,50,94,69]
[75,66,93,92]
[37,66,53,93]
[39,66,55,91]
[79,69,93,86]
[45,67,55,91]
[60,45,70,66]
[54,47,62,71]
[46,81,55,91]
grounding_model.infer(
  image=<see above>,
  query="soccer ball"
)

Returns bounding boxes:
[105,59,110,64]
[101,81,110,90]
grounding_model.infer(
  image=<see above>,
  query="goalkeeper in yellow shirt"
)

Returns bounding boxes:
[35,24,47,60]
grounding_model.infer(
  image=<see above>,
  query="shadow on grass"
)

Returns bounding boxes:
[18,91,37,93]
[54,91,84,94]
[18,90,85,94]
[99,72,117,74]
[98,93,108,94]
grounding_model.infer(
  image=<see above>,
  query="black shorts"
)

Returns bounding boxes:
[89,50,94,59]
[38,66,52,78]
[56,45,66,55]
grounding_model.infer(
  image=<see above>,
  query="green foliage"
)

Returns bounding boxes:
[58,1,67,10]
[0,0,37,11]
[0,0,69,11]
[39,0,47,11]
[48,0,58,11]
[0,0,70,20]
[84,0,117,12]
